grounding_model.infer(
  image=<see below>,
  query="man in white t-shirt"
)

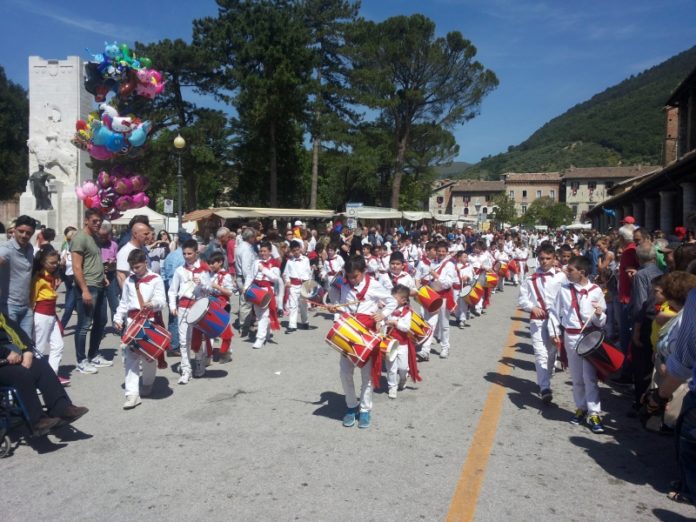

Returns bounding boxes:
[116,223,150,289]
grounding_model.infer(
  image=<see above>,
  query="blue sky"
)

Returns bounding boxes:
[2,0,695,163]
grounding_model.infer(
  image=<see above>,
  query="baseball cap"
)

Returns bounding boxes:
[621,216,636,224]
[294,220,302,226]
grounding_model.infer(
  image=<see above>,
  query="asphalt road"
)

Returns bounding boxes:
[3,281,694,521]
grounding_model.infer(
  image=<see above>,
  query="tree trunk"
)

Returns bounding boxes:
[269,120,278,207]
[390,130,410,209]
[310,135,319,209]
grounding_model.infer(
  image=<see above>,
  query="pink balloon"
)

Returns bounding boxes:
[88,144,114,161]
[82,181,98,198]
[114,177,134,195]
[115,195,133,211]
[85,195,101,209]
[75,186,85,200]
[131,192,146,208]
[97,170,112,189]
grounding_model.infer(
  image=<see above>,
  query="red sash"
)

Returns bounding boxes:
[255,280,280,331]
[179,263,209,308]
[386,306,422,383]
[351,279,384,388]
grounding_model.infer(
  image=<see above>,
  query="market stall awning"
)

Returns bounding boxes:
[341,206,403,220]
[184,207,336,222]
[111,206,167,227]
[402,211,432,221]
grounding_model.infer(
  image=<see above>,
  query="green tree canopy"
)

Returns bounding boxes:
[0,66,28,200]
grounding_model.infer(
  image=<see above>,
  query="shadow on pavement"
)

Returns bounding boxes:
[311,391,345,421]
[149,376,174,400]
[484,371,572,422]
[510,315,530,324]
[652,508,695,521]
[201,369,228,379]
[498,356,536,373]
[567,385,684,494]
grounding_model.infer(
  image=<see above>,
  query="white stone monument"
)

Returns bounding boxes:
[20,56,92,233]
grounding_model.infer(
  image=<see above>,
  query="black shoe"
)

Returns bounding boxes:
[285,328,297,334]
[60,404,89,424]
[540,388,553,404]
[32,415,61,437]
[299,323,309,330]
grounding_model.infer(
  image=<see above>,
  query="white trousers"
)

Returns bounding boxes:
[421,304,450,353]
[275,280,285,312]
[287,284,308,328]
[177,307,205,375]
[529,319,556,391]
[253,303,271,343]
[565,333,601,413]
[386,344,409,388]
[455,297,470,321]
[124,346,156,396]
[33,312,63,374]
[340,356,373,412]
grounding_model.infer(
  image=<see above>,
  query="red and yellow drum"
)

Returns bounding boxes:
[508,259,519,274]
[379,337,399,362]
[325,314,380,367]
[409,310,433,345]
[416,285,443,313]
[494,261,509,278]
[462,281,485,307]
[484,271,499,289]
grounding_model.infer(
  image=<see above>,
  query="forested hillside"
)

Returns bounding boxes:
[465,43,696,178]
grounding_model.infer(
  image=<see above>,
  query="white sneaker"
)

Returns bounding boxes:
[440,348,449,359]
[123,395,141,410]
[140,385,153,397]
[388,387,397,399]
[90,355,113,367]
[252,340,264,349]
[178,372,191,385]
[76,359,98,374]
[458,321,465,329]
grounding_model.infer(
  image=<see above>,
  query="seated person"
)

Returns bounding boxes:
[0,313,88,436]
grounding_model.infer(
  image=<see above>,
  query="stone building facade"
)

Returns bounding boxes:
[501,172,561,215]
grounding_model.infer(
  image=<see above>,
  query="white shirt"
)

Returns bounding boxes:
[547,281,606,338]
[518,267,565,321]
[167,260,212,310]
[321,255,345,280]
[117,242,139,274]
[114,270,166,326]
[283,255,312,283]
[253,259,281,284]
[381,270,416,291]
[430,258,457,290]
[339,274,397,317]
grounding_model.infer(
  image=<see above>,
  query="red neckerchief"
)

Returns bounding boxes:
[569,284,599,326]
[531,269,555,311]
[421,256,431,266]
[351,274,371,301]
[216,269,228,285]
[435,257,453,276]
[390,271,408,287]
[185,261,210,274]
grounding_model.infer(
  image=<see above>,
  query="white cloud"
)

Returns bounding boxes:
[9,0,147,42]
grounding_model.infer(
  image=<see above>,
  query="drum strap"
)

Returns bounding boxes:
[569,285,599,329]
[531,274,546,312]
[133,275,164,327]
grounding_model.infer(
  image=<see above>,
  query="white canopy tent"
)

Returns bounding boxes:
[111,206,167,228]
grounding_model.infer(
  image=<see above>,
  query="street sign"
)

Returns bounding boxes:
[164,199,174,214]
[345,202,363,229]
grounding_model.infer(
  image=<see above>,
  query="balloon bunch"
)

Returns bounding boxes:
[72,104,152,161]
[75,166,151,221]
[84,42,165,103]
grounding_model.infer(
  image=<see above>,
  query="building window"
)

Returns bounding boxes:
[463,195,470,203]
[438,210,443,214]
[550,189,555,199]
[482,207,488,215]
[509,191,514,198]
[536,190,542,198]
[588,181,597,190]
[588,204,595,210]
[572,205,578,217]
[463,207,469,215]
[605,181,614,189]
[521,205,527,214]
[570,181,580,191]
[522,190,527,198]
[436,196,444,204]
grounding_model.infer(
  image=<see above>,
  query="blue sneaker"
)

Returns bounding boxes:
[570,408,587,425]
[342,407,357,427]
[587,414,605,434]
[358,410,371,429]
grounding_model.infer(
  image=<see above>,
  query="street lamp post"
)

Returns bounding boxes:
[173,133,186,231]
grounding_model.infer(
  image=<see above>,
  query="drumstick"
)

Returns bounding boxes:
[303,298,360,310]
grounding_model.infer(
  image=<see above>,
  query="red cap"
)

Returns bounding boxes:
[675,226,687,240]
[621,216,635,224]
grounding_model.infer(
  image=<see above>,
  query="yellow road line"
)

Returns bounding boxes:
[446,308,524,521]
